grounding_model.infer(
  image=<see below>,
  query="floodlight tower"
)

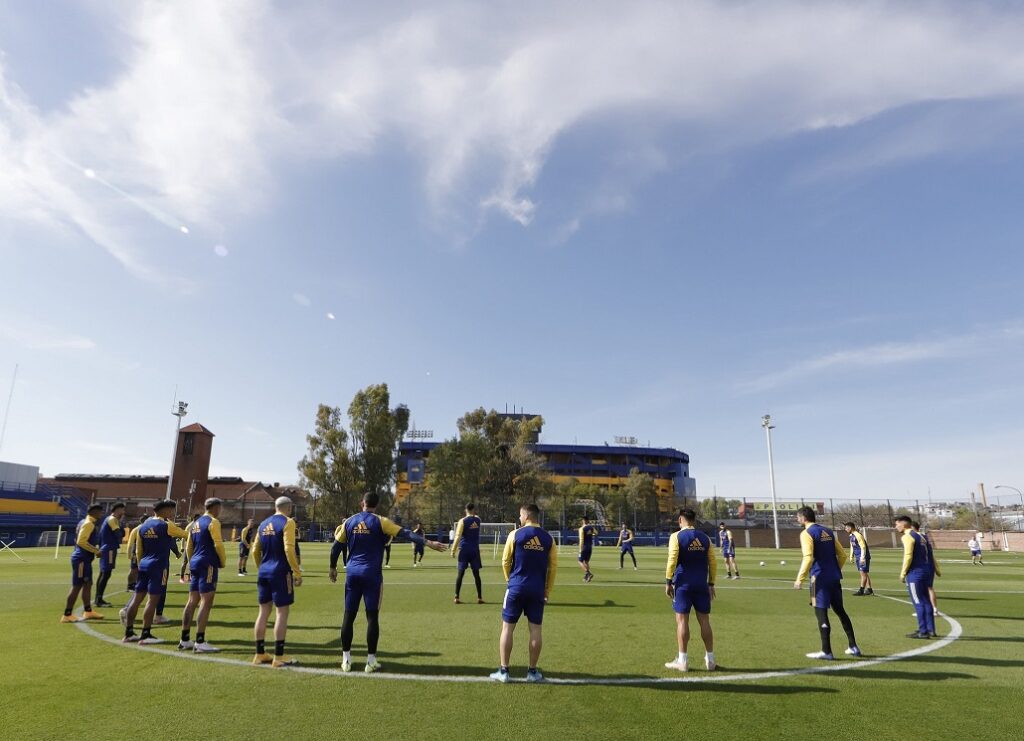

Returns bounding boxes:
[166,401,189,504]
[762,414,781,550]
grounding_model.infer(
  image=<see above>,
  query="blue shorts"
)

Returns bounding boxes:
[502,588,545,625]
[71,558,94,586]
[810,578,843,609]
[344,572,383,613]
[856,557,871,574]
[970,549,981,557]
[673,585,711,614]
[620,544,634,553]
[721,548,735,559]
[414,544,425,554]
[457,549,482,571]
[99,549,118,573]
[189,564,219,593]
[257,572,295,607]
[239,543,250,557]
[135,563,169,596]
[578,548,593,563]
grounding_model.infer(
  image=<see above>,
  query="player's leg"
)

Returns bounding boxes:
[666,588,691,671]
[78,561,100,618]
[384,544,391,567]
[808,582,835,658]
[829,587,859,653]
[122,570,148,640]
[724,552,732,578]
[491,589,520,681]
[138,593,161,643]
[906,579,930,637]
[813,607,833,657]
[95,552,113,606]
[180,590,200,648]
[194,590,217,649]
[731,555,739,579]
[695,612,715,668]
[63,579,83,621]
[363,578,383,671]
[527,621,543,672]
[253,584,273,663]
[340,574,364,669]
[455,562,467,602]
[629,548,637,568]
[498,621,516,669]
[472,554,483,601]
[271,604,291,665]
[620,549,625,569]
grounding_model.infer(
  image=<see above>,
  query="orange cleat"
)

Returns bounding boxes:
[82,610,104,620]
[252,653,273,665]
[60,614,82,623]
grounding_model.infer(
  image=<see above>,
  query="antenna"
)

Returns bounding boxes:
[0,364,19,456]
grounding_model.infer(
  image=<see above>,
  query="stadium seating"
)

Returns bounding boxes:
[0,483,90,547]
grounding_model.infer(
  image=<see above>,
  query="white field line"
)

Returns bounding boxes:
[73,591,962,686]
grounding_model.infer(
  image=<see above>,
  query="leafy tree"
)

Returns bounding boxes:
[624,468,657,527]
[297,404,361,526]
[348,383,409,510]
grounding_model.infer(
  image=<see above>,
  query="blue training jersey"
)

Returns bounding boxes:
[666,527,717,588]
[72,516,101,561]
[797,523,847,584]
[255,513,301,578]
[342,511,404,577]
[502,524,557,594]
[188,514,226,570]
[904,531,932,576]
[578,524,598,549]
[135,517,188,570]
[454,515,482,552]
[719,529,733,549]
[99,515,123,552]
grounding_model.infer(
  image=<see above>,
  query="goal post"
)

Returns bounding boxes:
[40,527,67,557]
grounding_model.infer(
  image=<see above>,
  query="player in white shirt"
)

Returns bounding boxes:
[967,536,983,565]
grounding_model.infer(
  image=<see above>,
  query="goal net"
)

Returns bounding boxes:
[39,530,68,547]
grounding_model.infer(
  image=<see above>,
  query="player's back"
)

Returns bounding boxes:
[99,515,122,551]
[905,531,932,575]
[256,513,295,577]
[579,524,596,548]
[507,525,554,594]
[72,517,99,560]
[345,512,390,575]
[189,514,222,568]
[670,528,713,587]
[137,518,175,568]
[458,515,481,550]
[804,523,842,582]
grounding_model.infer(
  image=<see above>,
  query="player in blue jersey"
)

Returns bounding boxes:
[251,496,303,667]
[237,518,255,576]
[451,503,484,603]
[94,502,125,607]
[664,509,717,672]
[489,503,558,683]
[122,500,189,644]
[843,522,873,596]
[411,522,426,566]
[178,512,199,584]
[578,517,599,582]
[793,506,860,660]
[330,492,445,672]
[178,498,227,653]
[896,516,941,638]
[718,522,740,580]
[61,503,106,623]
[617,522,637,569]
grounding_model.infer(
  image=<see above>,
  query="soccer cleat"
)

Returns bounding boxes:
[413,563,418,568]
[341,660,352,672]
[453,597,462,604]
[95,599,114,608]
[477,598,485,604]
[383,565,391,569]
[118,608,127,627]
[928,632,940,639]
[272,656,298,668]
[844,646,862,657]
[734,575,740,580]
[82,610,104,620]
[525,668,545,683]
[852,590,865,596]
[179,577,188,584]
[177,640,195,651]
[865,589,873,595]
[122,634,140,643]
[138,636,164,645]
[153,615,171,625]
[364,659,382,673]
[634,566,638,571]
[907,632,931,640]
[489,668,510,683]
[237,572,246,577]
[805,651,834,660]
[60,614,82,623]
[706,657,717,671]
[664,660,688,672]
[193,642,221,653]
[252,653,273,665]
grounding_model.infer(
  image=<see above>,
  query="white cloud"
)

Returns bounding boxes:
[0,315,97,351]
[292,292,312,308]
[4,1,1024,276]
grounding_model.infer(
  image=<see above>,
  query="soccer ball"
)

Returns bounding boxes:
[759,561,766,566]
[780,560,786,565]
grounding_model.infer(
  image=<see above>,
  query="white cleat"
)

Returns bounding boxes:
[364,659,382,673]
[122,635,140,643]
[138,636,165,645]
[177,640,195,651]
[525,669,545,683]
[805,651,834,660]
[489,668,510,683]
[844,646,862,657]
[193,642,221,653]
[706,658,717,671]
[118,608,127,627]
[341,660,352,673]
[664,660,688,672]
[237,572,246,577]
[152,615,171,625]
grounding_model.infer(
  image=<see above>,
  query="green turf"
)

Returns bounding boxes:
[1,543,1022,739]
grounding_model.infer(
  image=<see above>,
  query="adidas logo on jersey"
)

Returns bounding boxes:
[818,531,833,542]
[142,529,158,539]
[468,521,479,529]
[352,522,371,535]
[524,536,545,551]
[687,540,706,551]
[261,524,275,536]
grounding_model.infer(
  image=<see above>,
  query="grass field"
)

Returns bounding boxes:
[1,542,1022,740]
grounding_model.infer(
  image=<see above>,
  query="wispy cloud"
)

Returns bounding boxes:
[741,322,1024,392]
[0,315,97,351]
[4,1,1024,277]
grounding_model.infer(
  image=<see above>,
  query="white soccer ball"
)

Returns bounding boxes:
[759,561,766,566]
[780,560,786,565]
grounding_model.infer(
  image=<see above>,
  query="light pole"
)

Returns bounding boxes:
[166,401,188,509]
[762,414,781,549]
[994,485,1024,530]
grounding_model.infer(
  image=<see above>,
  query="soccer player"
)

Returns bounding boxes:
[718,522,740,580]
[329,492,445,672]
[238,518,255,576]
[412,522,426,566]
[451,503,484,603]
[384,533,393,569]
[251,496,303,667]
[179,498,227,652]
[61,503,106,623]
[125,518,140,591]
[895,516,941,638]
[95,502,126,607]
[968,535,984,565]
[617,522,637,570]
[489,503,557,683]
[908,519,941,630]
[178,512,199,584]
[664,508,717,672]
[577,517,598,582]
[122,500,189,644]
[793,506,861,660]
[843,522,873,596]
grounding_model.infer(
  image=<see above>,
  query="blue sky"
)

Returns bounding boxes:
[1,1,1023,505]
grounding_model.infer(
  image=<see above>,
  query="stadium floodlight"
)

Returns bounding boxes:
[762,414,781,550]
[166,400,189,502]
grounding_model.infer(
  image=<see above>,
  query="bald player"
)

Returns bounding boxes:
[251,496,303,667]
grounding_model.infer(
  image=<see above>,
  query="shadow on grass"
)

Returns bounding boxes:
[904,654,1024,668]
[952,614,1024,621]
[954,635,1024,643]
[830,669,975,681]
[548,600,633,609]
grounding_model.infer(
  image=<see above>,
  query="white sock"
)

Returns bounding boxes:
[342,651,351,663]
[677,652,687,664]
[706,651,715,663]
[367,653,376,664]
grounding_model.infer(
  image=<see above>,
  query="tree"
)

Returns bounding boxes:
[624,468,657,528]
[297,404,361,526]
[348,383,409,510]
